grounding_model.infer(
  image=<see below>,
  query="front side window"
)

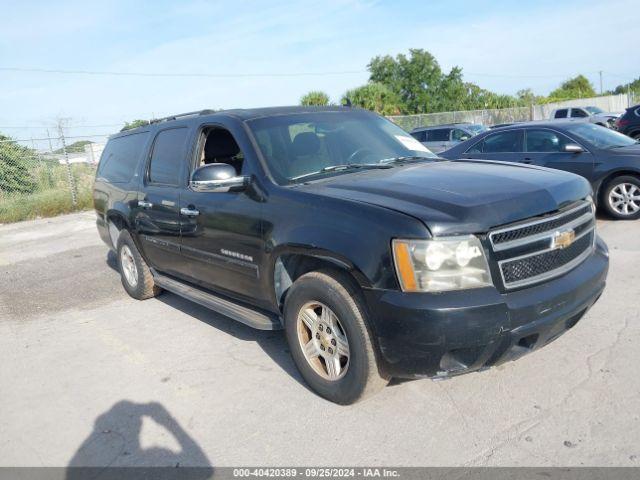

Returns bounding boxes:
[148,127,189,185]
[571,109,588,118]
[451,129,470,141]
[248,112,437,184]
[555,109,568,119]
[525,129,571,152]
[481,130,523,153]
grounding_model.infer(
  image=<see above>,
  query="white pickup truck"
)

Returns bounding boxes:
[550,106,620,127]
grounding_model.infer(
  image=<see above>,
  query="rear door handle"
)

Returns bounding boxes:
[180,207,200,217]
[522,158,533,164]
[138,200,153,209]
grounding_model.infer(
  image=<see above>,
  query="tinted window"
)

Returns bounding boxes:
[97,131,149,184]
[148,128,189,185]
[411,130,426,142]
[555,109,568,119]
[452,129,470,141]
[482,130,523,153]
[525,129,571,152]
[426,129,450,142]
[571,109,588,118]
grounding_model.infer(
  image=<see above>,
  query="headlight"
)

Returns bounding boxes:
[392,236,492,292]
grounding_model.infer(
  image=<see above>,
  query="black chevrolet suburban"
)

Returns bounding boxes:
[94,106,609,404]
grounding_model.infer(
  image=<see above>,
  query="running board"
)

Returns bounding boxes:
[152,272,282,331]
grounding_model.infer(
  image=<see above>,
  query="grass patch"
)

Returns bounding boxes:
[0,163,95,223]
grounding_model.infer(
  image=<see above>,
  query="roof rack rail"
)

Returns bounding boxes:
[149,109,217,124]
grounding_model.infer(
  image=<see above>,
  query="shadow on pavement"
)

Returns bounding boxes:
[67,400,212,478]
[105,252,310,392]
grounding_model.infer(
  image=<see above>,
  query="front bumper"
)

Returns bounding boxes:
[363,235,609,379]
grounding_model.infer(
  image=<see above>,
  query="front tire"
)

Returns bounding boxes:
[284,270,388,404]
[116,230,162,300]
[602,176,640,220]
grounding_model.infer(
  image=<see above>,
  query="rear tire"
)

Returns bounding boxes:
[602,175,640,220]
[284,269,388,404]
[116,230,162,300]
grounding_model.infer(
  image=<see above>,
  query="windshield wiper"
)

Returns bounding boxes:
[378,155,432,164]
[290,163,393,181]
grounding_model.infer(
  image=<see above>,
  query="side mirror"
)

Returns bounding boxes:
[563,143,584,154]
[189,163,249,193]
[459,135,471,141]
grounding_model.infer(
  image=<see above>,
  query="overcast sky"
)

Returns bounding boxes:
[1,0,637,144]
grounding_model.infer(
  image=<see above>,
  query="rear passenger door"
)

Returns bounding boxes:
[136,126,192,278]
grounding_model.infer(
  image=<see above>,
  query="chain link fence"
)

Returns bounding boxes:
[388,93,638,131]
[0,134,106,223]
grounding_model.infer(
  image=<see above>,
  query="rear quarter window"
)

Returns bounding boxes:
[97,131,150,184]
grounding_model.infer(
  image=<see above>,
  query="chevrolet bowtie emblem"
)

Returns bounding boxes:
[552,228,576,249]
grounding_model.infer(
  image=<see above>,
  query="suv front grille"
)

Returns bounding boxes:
[489,201,596,290]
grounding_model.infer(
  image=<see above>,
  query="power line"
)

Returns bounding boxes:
[0,66,366,78]
[0,123,123,129]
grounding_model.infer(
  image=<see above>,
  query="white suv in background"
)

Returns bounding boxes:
[551,106,620,128]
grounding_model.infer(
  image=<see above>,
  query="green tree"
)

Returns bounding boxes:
[611,77,640,96]
[368,49,443,114]
[0,134,37,195]
[121,119,150,132]
[367,49,523,114]
[341,82,401,115]
[548,75,596,101]
[300,91,330,106]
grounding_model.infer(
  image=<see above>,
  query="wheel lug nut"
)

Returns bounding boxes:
[320,344,325,351]
[326,327,331,334]
[316,333,320,339]
[328,347,333,354]
[331,339,336,346]
[319,325,323,331]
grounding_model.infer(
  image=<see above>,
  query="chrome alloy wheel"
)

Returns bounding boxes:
[120,245,138,287]
[609,183,640,216]
[296,302,350,381]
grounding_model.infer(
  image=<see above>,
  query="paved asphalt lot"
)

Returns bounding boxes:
[0,211,638,467]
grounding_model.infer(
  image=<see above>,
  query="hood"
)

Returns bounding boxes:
[302,160,591,236]
[605,143,640,155]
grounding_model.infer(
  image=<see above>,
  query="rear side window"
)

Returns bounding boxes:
[148,127,189,186]
[571,109,588,118]
[478,130,523,153]
[554,109,568,119]
[97,131,149,184]
[426,129,449,141]
[411,130,426,142]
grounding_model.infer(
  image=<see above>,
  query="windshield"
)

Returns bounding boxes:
[248,111,437,184]
[585,106,604,115]
[565,123,637,149]
[466,124,488,134]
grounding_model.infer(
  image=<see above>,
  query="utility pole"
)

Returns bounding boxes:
[57,118,78,207]
[599,71,603,95]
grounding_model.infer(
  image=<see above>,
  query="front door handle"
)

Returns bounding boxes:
[138,200,153,209]
[180,207,200,217]
[522,158,533,164]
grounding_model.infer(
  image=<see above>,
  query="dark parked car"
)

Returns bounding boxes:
[441,121,640,219]
[410,123,487,153]
[615,104,640,140]
[94,107,608,404]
